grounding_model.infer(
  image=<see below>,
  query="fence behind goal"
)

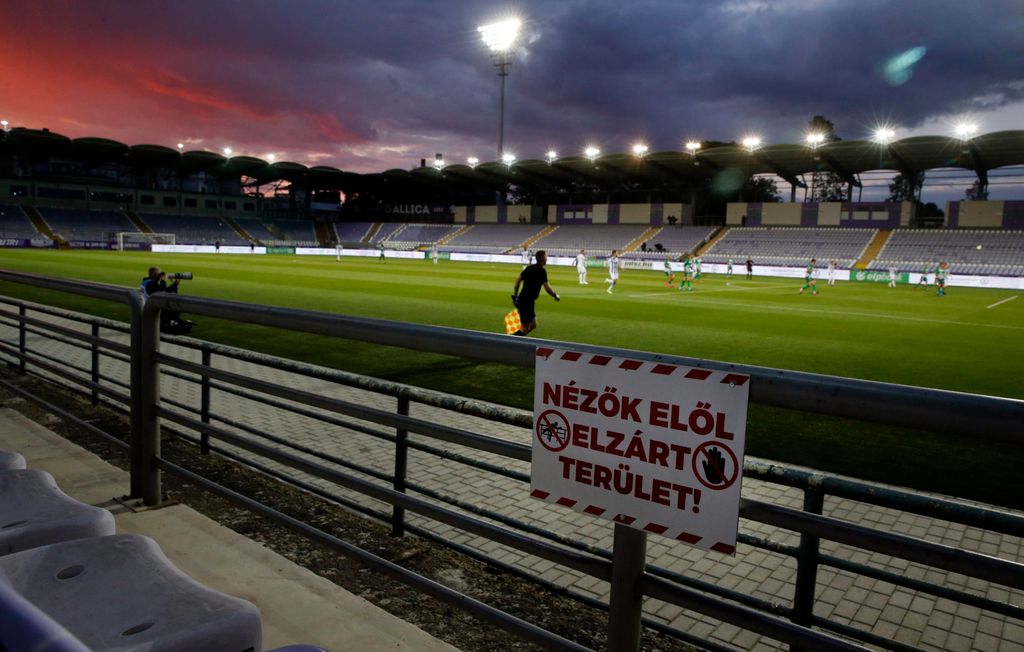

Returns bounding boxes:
[116,231,176,251]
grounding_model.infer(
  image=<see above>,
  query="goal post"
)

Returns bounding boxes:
[116,232,176,251]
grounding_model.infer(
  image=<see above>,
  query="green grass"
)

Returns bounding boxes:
[2,249,1023,507]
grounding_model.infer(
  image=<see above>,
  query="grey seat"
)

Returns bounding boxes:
[0,469,116,555]
[0,533,262,652]
[0,450,26,471]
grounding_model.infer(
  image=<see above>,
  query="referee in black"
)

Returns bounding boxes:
[512,250,560,336]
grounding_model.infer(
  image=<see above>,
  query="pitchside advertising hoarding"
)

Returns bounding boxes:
[531,348,750,554]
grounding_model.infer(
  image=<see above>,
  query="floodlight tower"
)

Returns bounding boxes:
[478,17,522,164]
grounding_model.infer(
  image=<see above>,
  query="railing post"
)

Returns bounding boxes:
[200,347,212,455]
[391,396,410,537]
[138,300,162,506]
[608,524,647,652]
[90,323,100,405]
[18,305,26,373]
[128,295,143,498]
[790,487,825,652]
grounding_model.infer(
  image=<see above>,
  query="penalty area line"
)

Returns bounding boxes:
[987,295,1018,309]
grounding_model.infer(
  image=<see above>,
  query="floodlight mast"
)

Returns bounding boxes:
[479,18,522,163]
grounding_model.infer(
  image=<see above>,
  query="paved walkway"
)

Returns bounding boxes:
[1,307,1022,651]
[0,407,460,652]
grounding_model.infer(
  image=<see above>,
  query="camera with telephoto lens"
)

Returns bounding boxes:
[167,272,193,281]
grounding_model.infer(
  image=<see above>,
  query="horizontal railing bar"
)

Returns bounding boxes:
[156,407,611,581]
[640,573,869,652]
[745,459,1024,538]
[156,353,531,462]
[0,341,129,405]
[0,376,129,450]
[0,270,131,304]
[2,312,131,355]
[812,616,924,652]
[154,456,595,652]
[143,291,1024,442]
[740,498,1024,590]
[0,296,131,332]
[819,552,1024,620]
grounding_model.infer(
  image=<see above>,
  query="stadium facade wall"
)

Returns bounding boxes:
[727,201,913,228]
[453,203,685,226]
[946,200,1024,229]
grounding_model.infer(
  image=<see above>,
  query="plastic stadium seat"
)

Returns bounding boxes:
[0,470,115,555]
[0,534,262,652]
[0,450,26,470]
[266,647,329,652]
[0,568,92,652]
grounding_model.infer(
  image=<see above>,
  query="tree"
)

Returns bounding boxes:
[743,177,781,202]
[806,115,848,203]
[965,180,988,201]
[887,172,925,202]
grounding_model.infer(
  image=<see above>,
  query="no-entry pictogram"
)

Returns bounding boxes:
[691,441,739,491]
[535,410,570,452]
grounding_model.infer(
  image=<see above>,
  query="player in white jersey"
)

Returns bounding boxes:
[335,241,343,262]
[827,260,836,286]
[888,267,897,288]
[605,250,620,294]
[520,247,531,268]
[726,258,733,278]
[431,243,439,265]
[575,249,589,284]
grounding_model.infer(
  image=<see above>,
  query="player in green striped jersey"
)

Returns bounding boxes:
[663,258,675,287]
[935,261,949,296]
[799,258,818,296]
[678,255,694,291]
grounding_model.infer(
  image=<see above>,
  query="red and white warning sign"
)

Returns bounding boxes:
[531,348,750,554]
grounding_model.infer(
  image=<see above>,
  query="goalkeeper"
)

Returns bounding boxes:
[511,250,560,336]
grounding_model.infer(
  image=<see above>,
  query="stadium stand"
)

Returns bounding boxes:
[36,208,136,244]
[370,223,405,243]
[333,222,374,243]
[867,229,1024,276]
[630,226,718,259]
[703,227,876,267]
[261,219,318,246]
[441,223,548,253]
[531,224,650,257]
[140,213,248,245]
[382,223,460,250]
[0,205,48,244]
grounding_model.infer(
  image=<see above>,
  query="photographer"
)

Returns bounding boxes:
[140,266,194,334]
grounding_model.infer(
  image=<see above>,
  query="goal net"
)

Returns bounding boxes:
[116,232,176,251]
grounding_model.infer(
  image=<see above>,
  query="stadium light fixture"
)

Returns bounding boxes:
[223,146,233,156]
[478,17,522,53]
[501,152,516,167]
[685,141,701,154]
[467,156,479,169]
[805,132,826,149]
[267,153,276,162]
[741,136,761,152]
[872,127,896,145]
[433,157,446,171]
[954,122,978,140]
[176,143,184,152]
[479,16,523,209]
[0,120,8,132]
[632,143,648,158]
[584,146,600,162]
[545,150,558,164]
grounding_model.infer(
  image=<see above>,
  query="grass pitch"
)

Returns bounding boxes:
[1,249,1022,507]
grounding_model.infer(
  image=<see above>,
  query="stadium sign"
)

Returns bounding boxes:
[532,348,750,554]
[851,270,910,283]
[0,238,32,247]
[383,204,453,217]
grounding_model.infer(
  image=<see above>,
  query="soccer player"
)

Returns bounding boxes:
[799,258,818,295]
[663,257,675,287]
[827,260,836,286]
[521,246,531,268]
[378,242,386,263]
[726,258,733,278]
[512,250,560,336]
[431,243,439,265]
[935,261,949,296]
[678,255,694,291]
[335,241,343,262]
[575,249,589,284]
[888,266,897,288]
[694,255,703,284]
[745,257,753,280]
[915,264,933,290]
[605,250,621,293]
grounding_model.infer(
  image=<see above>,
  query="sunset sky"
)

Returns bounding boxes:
[1,0,1022,196]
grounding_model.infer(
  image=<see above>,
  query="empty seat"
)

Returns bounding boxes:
[0,568,91,652]
[0,470,115,555]
[0,450,26,471]
[0,534,262,652]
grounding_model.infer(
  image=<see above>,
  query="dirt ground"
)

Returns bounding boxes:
[0,371,699,652]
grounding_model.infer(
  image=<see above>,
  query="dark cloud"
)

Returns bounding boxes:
[0,0,1021,171]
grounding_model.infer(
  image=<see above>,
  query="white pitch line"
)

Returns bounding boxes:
[987,295,1018,309]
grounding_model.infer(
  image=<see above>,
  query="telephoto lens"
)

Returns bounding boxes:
[168,272,193,280]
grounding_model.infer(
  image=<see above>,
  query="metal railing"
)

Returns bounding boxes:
[1,268,1022,652]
